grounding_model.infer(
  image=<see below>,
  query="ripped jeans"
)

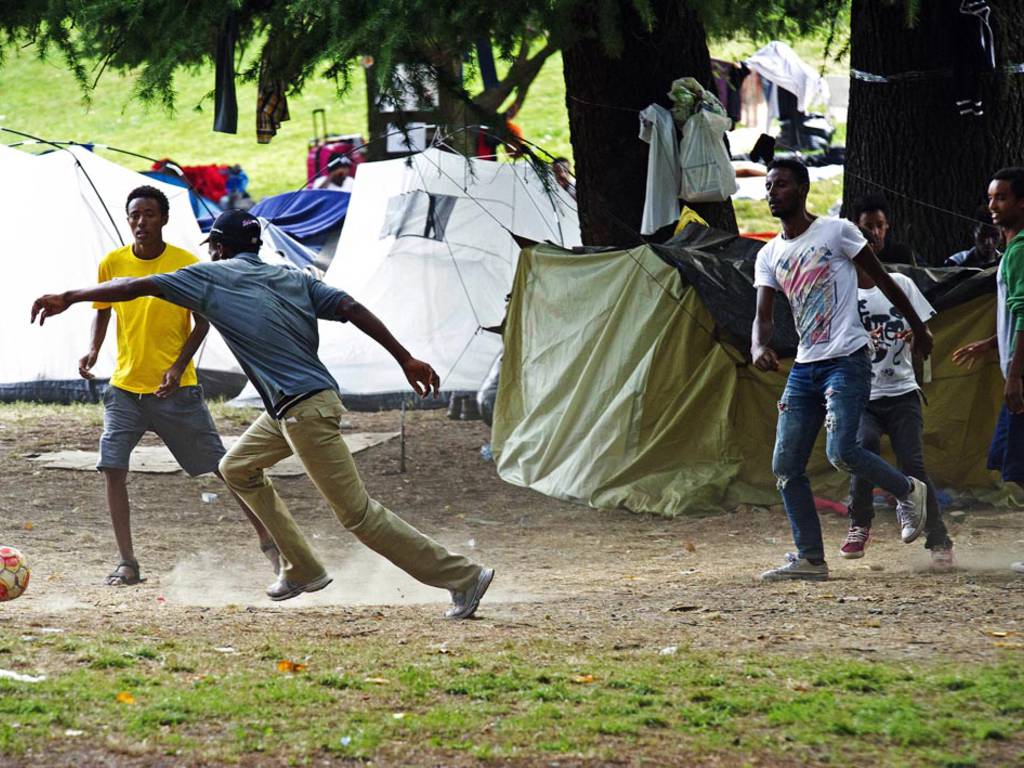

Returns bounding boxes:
[771,346,912,561]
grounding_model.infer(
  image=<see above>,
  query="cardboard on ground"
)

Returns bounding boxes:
[28,432,398,477]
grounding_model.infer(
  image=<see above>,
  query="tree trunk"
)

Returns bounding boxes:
[562,0,736,247]
[846,0,1024,264]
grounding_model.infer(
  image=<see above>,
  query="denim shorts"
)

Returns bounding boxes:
[98,385,226,477]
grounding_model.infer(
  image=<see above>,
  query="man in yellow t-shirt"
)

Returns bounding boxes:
[80,186,277,586]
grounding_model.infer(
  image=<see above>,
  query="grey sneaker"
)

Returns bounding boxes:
[895,476,928,543]
[760,553,829,582]
[266,572,333,601]
[1011,561,1024,574]
[445,567,494,619]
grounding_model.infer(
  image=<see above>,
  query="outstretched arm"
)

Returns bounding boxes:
[751,286,780,371]
[32,278,162,325]
[336,297,440,397]
[853,246,933,357]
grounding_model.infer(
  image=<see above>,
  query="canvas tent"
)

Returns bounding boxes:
[233,148,581,409]
[492,226,1005,517]
[0,144,243,402]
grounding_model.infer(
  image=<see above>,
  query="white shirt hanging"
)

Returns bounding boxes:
[638,103,681,235]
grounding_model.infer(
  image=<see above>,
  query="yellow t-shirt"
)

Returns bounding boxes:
[94,244,200,394]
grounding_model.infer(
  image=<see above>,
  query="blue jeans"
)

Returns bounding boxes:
[771,346,912,561]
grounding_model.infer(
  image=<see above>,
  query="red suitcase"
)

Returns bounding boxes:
[306,108,367,187]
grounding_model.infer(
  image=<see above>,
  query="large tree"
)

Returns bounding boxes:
[1,1,842,245]
[845,0,1024,263]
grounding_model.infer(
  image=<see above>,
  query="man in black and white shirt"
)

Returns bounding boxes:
[843,268,955,568]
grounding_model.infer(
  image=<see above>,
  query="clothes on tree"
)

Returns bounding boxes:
[953,0,995,118]
[638,103,681,235]
[256,51,290,144]
[745,41,829,129]
[667,77,726,124]
[710,59,749,123]
[213,12,239,134]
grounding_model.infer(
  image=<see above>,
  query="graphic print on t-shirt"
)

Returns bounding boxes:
[776,243,837,347]
[859,300,910,379]
[857,275,936,399]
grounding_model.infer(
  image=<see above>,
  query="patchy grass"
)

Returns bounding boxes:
[0,44,571,199]
[1,40,840,237]
[734,176,844,234]
[0,630,1020,765]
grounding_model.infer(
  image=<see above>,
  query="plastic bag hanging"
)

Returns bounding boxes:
[678,108,737,203]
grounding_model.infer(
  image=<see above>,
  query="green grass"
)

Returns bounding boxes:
[0,632,1020,765]
[0,45,572,199]
[734,175,844,234]
[1,41,842,234]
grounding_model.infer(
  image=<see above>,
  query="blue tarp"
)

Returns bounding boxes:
[258,218,318,269]
[142,171,222,232]
[250,189,349,241]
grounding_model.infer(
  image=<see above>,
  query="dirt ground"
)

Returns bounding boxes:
[3,405,1023,666]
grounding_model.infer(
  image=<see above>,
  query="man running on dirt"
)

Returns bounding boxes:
[33,209,494,618]
[82,187,277,586]
[750,159,933,582]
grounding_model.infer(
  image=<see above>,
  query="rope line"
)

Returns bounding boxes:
[408,155,485,329]
[1,127,124,247]
[844,168,990,227]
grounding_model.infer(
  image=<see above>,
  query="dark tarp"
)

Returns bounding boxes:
[651,223,996,360]
[0,370,247,405]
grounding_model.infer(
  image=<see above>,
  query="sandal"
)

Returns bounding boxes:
[261,541,281,575]
[105,559,145,586]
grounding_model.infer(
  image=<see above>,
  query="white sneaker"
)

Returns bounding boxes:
[1011,561,1024,574]
[760,553,829,582]
[895,477,928,543]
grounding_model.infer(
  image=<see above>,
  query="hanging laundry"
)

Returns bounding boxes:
[745,41,829,128]
[638,103,681,236]
[256,49,290,144]
[710,60,749,124]
[213,11,238,134]
[953,0,995,118]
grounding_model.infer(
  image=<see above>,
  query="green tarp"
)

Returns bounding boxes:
[493,243,1005,517]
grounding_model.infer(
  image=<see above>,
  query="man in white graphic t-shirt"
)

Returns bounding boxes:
[842,268,955,568]
[750,159,933,582]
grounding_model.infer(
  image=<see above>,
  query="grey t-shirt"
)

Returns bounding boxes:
[150,252,351,414]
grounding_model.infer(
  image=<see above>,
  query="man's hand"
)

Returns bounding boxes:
[402,358,440,398]
[78,350,99,380]
[908,324,933,358]
[31,293,69,325]
[751,344,780,372]
[951,338,995,370]
[155,365,184,398]
[1007,376,1024,414]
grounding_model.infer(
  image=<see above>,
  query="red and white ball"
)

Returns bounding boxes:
[0,546,30,601]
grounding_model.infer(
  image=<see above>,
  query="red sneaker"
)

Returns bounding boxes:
[839,526,871,559]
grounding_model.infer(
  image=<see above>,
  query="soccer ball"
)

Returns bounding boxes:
[0,546,30,601]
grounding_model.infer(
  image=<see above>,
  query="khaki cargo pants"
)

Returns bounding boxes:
[219,390,480,591]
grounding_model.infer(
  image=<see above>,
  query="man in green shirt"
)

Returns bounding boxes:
[952,167,1024,574]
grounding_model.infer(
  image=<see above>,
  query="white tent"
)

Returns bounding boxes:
[0,144,240,401]
[233,148,581,408]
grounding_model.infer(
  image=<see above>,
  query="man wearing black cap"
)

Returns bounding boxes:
[313,153,354,192]
[32,210,494,619]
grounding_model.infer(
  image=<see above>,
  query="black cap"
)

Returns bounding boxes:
[202,209,262,247]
